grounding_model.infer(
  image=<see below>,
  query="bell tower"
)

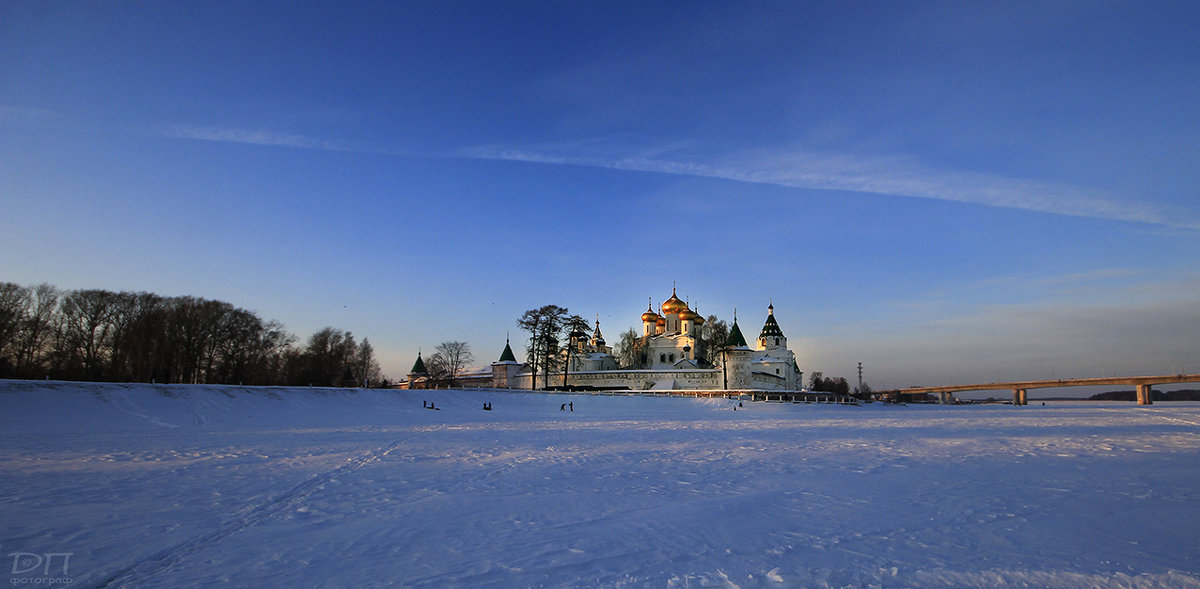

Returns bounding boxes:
[757,303,786,350]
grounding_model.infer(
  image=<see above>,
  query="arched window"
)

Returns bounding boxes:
[660,354,666,363]
[669,353,675,363]
[775,338,779,345]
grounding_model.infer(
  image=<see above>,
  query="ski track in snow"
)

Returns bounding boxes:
[2,381,1200,588]
[94,438,407,588]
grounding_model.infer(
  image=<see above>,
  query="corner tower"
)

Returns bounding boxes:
[407,351,430,389]
[491,337,524,388]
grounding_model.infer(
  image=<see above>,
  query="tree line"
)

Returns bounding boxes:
[0,282,382,387]
[805,371,873,396]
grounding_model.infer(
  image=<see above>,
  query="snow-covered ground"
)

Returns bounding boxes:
[2,381,1199,588]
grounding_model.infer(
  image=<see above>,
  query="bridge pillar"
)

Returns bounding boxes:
[1137,384,1153,405]
[1012,389,1028,406]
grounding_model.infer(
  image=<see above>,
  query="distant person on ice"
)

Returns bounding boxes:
[560,403,566,411]
[569,402,573,411]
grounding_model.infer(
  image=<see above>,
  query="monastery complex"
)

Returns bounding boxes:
[405,288,802,391]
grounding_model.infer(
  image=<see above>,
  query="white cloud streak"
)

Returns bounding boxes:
[149,124,1197,231]
[156,125,363,153]
[463,145,1199,231]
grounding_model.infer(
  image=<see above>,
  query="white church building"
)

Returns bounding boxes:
[470,288,802,392]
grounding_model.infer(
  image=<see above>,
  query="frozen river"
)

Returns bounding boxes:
[2,381,1198,588]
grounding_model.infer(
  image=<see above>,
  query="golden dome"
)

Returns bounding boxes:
[656,316,666,326]
[642,299,661,323]
[661,288,688,315]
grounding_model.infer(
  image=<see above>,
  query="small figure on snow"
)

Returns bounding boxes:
[569,402,573,412]
[560,403,566,411]
[423,400,427,408]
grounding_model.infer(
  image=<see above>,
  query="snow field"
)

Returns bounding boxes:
[2,380,1199,588]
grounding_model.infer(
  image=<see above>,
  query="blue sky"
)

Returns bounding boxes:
[3,1,1199,390]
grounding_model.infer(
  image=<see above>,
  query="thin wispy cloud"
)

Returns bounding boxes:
[464,145,1199,231]
[157,125,358,152]
[149,124,1196,231]
[152,125,436,162]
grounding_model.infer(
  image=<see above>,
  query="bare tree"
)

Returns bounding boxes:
[0,282,31,375]
[423,352,450,388]
[107,291,151,381]
[432,341,472,386]
[697,315,728,367]
[256,319,296,384]
[211,307,266,385]
[615,328,647,369]
[297,327,359,387]
[55,289,118,380]
[16,283,59,376]
[352,338,383,387]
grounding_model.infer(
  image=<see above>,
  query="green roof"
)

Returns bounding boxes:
[725,320,749,348]
[759,313,784,339]
[410,353,428,375]
[498,340,517,362]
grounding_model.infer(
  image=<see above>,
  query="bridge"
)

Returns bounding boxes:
[879,374,1200,405]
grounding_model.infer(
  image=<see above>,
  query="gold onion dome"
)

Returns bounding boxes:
[661,289,688,315]
[641,300,661,323]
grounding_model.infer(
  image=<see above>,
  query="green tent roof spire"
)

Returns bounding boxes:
[759,304,785,339]
[498,337,517,363]
[725,317,749,348]
[410,351,428,375]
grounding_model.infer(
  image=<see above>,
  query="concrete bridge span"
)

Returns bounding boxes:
[880,374,1200,406]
